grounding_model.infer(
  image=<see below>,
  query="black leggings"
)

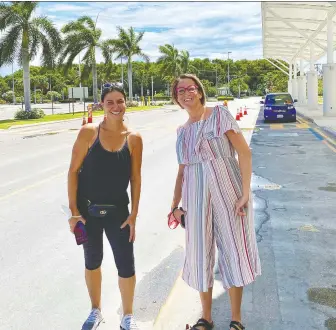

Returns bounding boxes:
[81,205,135,278]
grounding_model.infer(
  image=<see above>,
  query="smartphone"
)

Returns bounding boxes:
[61,205,88,245]
[74,221,88,245]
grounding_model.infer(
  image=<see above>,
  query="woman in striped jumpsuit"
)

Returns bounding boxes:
[170,74,261,330]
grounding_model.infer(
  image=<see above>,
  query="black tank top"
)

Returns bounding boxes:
[77,124,131,205]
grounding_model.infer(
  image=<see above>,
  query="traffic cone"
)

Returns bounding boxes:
[244,105,248,115]
[239,107,243,118]
[235,108,241,121]
[82,115,87,126]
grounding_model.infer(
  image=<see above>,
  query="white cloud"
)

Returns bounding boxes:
[0,1,264,76]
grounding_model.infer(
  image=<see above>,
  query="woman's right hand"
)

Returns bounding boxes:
[68,216,86,234]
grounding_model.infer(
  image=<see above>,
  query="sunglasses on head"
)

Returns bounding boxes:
[103,82,123,89]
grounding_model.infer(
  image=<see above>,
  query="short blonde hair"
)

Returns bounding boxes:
[171,74,206,108]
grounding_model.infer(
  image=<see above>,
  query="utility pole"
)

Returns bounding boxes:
[151,76,154,99]
[215,65,218,93]
[227,51,232,95]
[12,62,16,104]
[121,57,124,85]
[79,52,82,88]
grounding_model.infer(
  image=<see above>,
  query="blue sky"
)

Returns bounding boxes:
[0,1,263,76]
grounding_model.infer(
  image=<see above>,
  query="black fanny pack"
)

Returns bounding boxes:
[88,203,117,218]
[79,198,117,218]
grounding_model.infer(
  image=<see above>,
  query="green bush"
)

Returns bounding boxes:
[217,96,234,101]
[154,92,166,97]
[0,98,6,104]
[14,108,46,120]
[154,96,171,101]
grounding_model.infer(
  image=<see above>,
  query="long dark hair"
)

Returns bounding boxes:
[101,83,126,102]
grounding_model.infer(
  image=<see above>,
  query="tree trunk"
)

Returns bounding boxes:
[141,82,143,97]
[22,32,31,112]
[92,48,98,103]
[128,58,133,101]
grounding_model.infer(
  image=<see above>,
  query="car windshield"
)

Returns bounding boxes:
[265,94,293,105]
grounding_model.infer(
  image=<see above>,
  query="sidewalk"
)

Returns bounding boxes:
[296,104,336,140]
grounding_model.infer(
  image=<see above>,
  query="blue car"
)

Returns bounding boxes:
[261,93,297,123]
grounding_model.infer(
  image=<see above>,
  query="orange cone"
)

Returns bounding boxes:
[235,108,241,121]
[244,105,248,115]
[239,107,243,118]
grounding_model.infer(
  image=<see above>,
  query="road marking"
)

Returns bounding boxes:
[0,170,67,201]
[0,143,71,168]
[270,124,284,130]
[0,163,68,189]
[314,128,336,147]
[323,140,336,153]
[153,270,183,327]
[296,123,310,129]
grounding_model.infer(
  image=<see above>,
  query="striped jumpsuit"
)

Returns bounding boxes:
[176,105,261,292]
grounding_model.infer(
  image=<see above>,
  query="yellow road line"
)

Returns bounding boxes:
[314,128,336,147]
[270,124,284,130]
[296,123,310,129]
[0,171,67,201]
[323,140,336,153]
[153,270,183,327]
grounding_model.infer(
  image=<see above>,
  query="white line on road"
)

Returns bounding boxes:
[0,171,67,201]
[0,162,68,189]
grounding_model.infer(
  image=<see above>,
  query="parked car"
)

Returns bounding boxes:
[260,93,297,122]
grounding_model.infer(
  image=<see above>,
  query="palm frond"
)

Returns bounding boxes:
[100,40,114,64]
[0,2,21,30]
[0,25,22,66]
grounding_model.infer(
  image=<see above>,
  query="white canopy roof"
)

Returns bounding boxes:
[262,2,336,63]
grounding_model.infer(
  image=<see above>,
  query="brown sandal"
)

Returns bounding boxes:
[190,318,214,330]
[229,320,245,330]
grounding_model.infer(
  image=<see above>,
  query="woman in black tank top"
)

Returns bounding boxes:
[67,84,143,330]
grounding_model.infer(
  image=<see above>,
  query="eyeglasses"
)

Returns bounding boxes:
[175,85,198,95]
[103,82,123,89]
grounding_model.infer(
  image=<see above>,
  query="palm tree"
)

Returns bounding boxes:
[180,50,198,74]
[157,44,182,78]
[0,1,62,111]
[60,16,115,103]
[110,26,150,101]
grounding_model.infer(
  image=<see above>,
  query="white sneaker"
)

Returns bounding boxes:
[120,314,138,330]
[81,308,103,330]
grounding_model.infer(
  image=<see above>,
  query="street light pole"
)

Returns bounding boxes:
[121,57,124,85]
[151,76,154,99]
[79,52,81,88]
[227,51,232,95]
[12,62,15,104]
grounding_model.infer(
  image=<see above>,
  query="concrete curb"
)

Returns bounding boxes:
[297,110,336,142]
[5,107,170,130]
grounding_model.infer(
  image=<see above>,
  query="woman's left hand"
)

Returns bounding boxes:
[120,213,137,242]
[235,195,249,217]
